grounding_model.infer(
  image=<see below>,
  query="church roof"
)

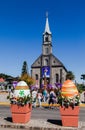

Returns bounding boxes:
[31,54,42,68]
[51,54,67,71]
[31,54,67,72]
[51,54,64,66]
[43,13,51,35]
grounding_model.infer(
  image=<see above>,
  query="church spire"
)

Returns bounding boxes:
[42,12,52,55]
[44,12,51,34]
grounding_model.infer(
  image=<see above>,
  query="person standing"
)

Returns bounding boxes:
[42,89,47,102]
[32,88,37,108]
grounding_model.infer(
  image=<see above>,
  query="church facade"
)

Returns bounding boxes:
[31,15,67,87]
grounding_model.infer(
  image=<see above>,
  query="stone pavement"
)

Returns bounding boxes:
[0,105,85,130]
[0,116,85,130]
[0,93,85,129]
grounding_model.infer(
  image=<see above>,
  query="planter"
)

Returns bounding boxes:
[60,106,79,127]
[11,104,32,123]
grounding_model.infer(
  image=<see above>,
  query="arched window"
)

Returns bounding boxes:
[35,74,38,80]
[60,69,62,83]
[56,74,59,83]
[45,59,48,66]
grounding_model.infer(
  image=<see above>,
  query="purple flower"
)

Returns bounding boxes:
[55,83,62,89]
[47,84,53,89]
[12,81,18,88]
[30,85,39,90]
[40,84,44,88]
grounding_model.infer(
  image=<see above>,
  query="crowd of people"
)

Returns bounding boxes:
[9,83,60,109]
[32,88,59,108]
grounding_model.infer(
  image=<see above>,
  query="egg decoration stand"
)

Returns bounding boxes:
[60,80,80,127]
[11,103,32,123]
[10,81,32,123]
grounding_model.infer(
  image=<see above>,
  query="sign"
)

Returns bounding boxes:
[42,66,50,78]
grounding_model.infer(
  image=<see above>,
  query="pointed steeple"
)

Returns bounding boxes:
[42,12,52,55]
[43,12,51,34]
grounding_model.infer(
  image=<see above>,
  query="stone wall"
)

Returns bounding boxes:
[0,92,9,103]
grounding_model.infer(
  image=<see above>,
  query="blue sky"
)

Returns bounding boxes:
[0,0,85,83]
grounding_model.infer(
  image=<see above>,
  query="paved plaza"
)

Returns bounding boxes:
[0,92,85,130]
[0,105,85,130]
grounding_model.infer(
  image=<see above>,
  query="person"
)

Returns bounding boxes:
[48,89,56,109]
[42,89,47,102]
[32,88,37,108]
[44,68,48,77]
[37,89,42,107]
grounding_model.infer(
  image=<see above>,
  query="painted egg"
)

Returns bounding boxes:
[61,79,79,98]
[14,81,30,97]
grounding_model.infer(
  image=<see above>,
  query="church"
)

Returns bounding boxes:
[31,14,67,87]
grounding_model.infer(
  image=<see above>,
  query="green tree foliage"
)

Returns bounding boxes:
[81,74,85,80]
[76,83,85,93]
[0,73,13,80]
[19,73,35,86]
[66,71,75,80]
[20,61,35,86]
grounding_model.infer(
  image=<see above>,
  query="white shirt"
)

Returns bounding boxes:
[32,90,37,99]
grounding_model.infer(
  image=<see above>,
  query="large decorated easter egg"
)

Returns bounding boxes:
[61,79,79,98]
[14,81,30,97]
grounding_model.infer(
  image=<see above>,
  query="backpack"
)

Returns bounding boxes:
[50,93,54,98]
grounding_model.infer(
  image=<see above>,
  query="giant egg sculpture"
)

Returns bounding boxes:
[14,81,30,97]
[61,79,79,98]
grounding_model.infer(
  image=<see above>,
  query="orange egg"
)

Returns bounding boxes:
[61,79,79,98]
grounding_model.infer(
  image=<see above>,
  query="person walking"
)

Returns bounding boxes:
[37,89,42,107]
[48,89,56,109]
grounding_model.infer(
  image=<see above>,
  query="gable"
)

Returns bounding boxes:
[31,54,67,72]
[51,54,64,66]
[51,54,67,71]
[31,55,42,68]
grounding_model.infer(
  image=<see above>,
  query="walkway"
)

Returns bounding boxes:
[0,106,85,130]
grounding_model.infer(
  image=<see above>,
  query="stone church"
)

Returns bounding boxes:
[31,15,67,87]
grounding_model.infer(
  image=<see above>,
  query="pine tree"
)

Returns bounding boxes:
[20,61,35,86]
[21,61,28,75]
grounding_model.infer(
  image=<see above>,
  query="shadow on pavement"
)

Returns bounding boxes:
[4,117,12,122]
[47,119,62,126]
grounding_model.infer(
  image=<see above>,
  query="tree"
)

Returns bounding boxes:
[81,74,85,80]
[0,73,14,80]
[66,71,75,80]
[21,61,28,75]
[77,83,85,93]
[20,61,35,86]
[19,73,35,86]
